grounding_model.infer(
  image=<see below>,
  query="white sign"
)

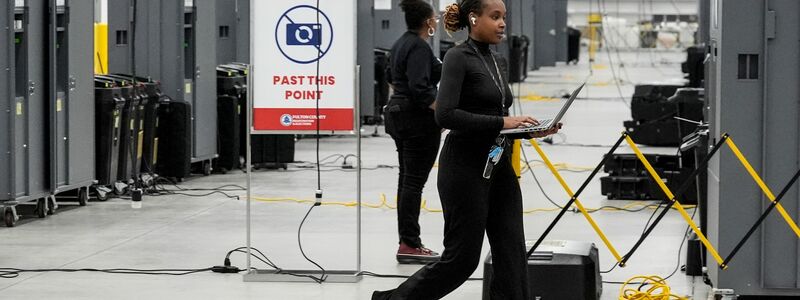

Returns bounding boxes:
[252,0,356,132]
[375,0,391,10]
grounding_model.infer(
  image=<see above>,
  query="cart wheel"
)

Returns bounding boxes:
[78,188,89,206]
[4,209,15,227]
[46,196,56,215]
[203,161,212,176]
[94,187,110,201]
[37,198,47,218]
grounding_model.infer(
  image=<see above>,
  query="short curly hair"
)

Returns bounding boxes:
[399,0,435,31]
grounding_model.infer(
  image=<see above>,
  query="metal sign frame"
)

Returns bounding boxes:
[243,0,362,283]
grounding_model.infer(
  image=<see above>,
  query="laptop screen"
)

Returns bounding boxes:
[550,83,585,124]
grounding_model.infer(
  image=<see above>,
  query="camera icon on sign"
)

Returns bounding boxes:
[286,23,322,46]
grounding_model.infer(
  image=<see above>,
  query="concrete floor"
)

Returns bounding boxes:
[0,48,715,299]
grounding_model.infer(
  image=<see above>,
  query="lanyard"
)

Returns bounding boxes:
[467,39,505,108]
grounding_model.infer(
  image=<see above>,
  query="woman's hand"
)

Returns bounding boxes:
[529,123,562,138]
[503,116,540,129]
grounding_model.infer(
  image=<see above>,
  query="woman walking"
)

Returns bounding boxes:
[374,0,560,299]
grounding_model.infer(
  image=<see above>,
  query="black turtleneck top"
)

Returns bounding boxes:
[436,38,513,140]
[389,31,443,108]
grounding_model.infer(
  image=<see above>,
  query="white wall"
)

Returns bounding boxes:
[568,0,697,27]
[96,0,107,23]
[434,0,698,27]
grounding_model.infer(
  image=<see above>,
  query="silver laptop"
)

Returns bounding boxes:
[500,82,585,135]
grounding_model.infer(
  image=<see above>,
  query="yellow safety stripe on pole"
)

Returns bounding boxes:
[725,138,800,238]
[625,135,726,267]
[529,140,624,263]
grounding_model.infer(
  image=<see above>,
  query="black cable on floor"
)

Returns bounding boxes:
[0,267,215,279]
[602,206,698,285]
[291,0,329,284]
[297,204,327,283]
[519,145,564,209]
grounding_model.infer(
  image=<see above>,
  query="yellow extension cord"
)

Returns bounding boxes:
[250,193,694,215]
[249,160,695,213]
[618,275,688,300]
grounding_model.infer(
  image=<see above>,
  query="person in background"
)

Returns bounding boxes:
[373,0,560,299]
[383,0,443,265]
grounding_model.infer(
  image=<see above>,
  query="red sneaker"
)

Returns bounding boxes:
[396,243,440,264]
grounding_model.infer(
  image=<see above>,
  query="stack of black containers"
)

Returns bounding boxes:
[603,45,709,203]
[93,75,165,193]
[214,63,295,171]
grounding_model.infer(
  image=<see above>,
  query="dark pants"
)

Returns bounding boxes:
[393,132,441,248]
[374,135,530,300]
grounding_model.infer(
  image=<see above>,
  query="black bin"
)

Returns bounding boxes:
[215,65,247,172]
[217,63,249,167]
[156,98,193,180]
[508,35,530,83]
[107,74,165,175]
[97,75,147,183]
[567,27,581,64]
[252,135,295,169]
[94,78,126,186]
[216,63,296,169]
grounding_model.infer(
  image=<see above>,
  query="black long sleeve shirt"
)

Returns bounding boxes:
[388,32,442,108]
[436,38,513,140]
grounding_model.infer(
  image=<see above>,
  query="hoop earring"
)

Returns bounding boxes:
[427,27,435,37]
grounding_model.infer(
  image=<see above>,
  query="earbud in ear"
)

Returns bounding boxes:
[471,17,477,25]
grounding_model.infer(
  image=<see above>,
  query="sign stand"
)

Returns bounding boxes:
[242,65,363,283]
[244,0,362,283]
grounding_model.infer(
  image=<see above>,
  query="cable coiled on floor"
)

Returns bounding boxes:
[618,275,688,300]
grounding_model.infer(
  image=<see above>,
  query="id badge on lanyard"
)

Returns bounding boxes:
[483,136,507,179]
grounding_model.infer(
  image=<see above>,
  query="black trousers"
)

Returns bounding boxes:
[374,135,530,300]
[393,132,442,248]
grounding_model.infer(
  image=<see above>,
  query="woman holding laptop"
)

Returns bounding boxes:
[373,0,561,299]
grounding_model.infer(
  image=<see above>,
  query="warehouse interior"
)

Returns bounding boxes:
[1,0,799,299]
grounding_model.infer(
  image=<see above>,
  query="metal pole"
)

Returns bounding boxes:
[246,64,253,272]
[355,65,362,274]
[246,0,254,272]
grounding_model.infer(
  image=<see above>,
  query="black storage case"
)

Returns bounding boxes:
[567,27,581,64]
[604,153,681,177]
[601,170,699,204]
[215,95,240,172]
[681,46,705,88]
[483,240,602,300]
[251,135,295,169]
[508,35,529,83]
[217,64,250,168]
[96,75,146,183]
[630,84,683,121]
[216,63,296,169]
[215,65,247,172]
[624,119,682,146]
[94,79,126,186]
[601,176,653,200]
[106,74,164,174]
[156,99,193,180]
